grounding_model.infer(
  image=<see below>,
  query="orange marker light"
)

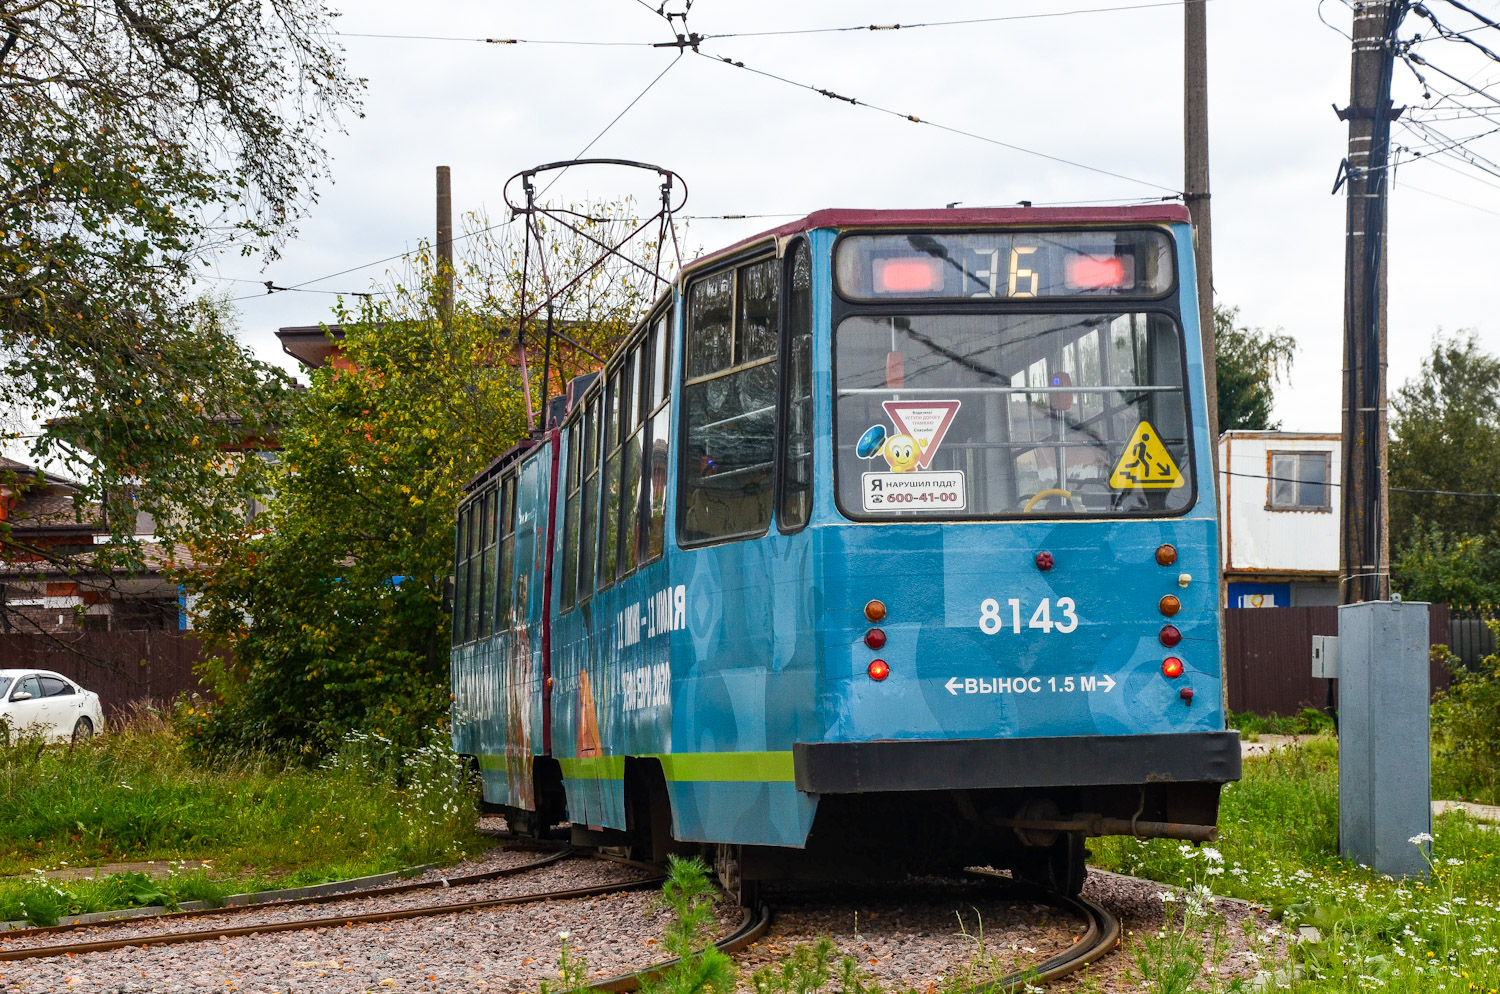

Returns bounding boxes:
[1156,544,1178,566]
[868,659,890,681]
[1162,656,1184,678]
[864,628,887,650]
[865,599,887,623]
[1159,594,1181,617]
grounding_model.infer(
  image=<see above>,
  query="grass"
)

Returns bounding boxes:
[1227,708,1335,739]
[1091,734,1500,992]
[0,711,486,925]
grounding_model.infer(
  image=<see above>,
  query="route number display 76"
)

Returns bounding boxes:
[979,597,1078,635]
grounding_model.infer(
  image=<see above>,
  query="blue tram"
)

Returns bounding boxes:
[450,205,1240,896]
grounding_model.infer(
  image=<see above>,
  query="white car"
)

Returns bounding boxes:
[0,669,105,744]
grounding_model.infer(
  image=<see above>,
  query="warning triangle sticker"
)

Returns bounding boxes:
[883,400,961,470]
[1109,420,1186,489]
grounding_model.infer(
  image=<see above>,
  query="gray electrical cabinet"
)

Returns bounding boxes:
[1337,600,1432,877]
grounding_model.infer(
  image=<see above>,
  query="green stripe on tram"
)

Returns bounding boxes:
[508,751,795,783]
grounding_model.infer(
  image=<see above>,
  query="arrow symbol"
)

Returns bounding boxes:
[1098,674,1116,693]
[945,677,963,695]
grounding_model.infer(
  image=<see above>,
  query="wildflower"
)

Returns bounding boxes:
[1409,832,1434,845]
[1157,891,1176,902]
[558,930,570,940]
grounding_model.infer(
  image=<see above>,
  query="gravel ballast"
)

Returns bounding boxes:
[0,854,1286,993]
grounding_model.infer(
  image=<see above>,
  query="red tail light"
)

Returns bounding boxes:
[1159,625,1182,648]
[1162,656,1184,679]
[864,628,887,650]
[868,659,890,681]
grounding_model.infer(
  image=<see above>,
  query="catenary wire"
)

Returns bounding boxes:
[1221,468,1500,499]
[1400,180,1500,215]
[695,0,1212,40]
[696,50,1179,193]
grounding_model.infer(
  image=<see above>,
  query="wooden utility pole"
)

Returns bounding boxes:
[436,165,454,318]
[1338,1,1402,604]
[1185,0,1217,448]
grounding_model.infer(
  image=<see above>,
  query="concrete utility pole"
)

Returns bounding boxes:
[1338,1,1402,604]
[436,165,454,318]
[1184,0,1217,452]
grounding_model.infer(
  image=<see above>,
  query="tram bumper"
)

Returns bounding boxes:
[793,731,1240,794]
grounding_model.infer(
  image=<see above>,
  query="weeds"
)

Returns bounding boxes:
[0,712,485,924]
[1227,708,1334,738]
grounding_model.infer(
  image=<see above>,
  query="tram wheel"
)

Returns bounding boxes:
[1012,832,1087,898]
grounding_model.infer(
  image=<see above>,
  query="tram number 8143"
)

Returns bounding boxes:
[978,597,1079,635]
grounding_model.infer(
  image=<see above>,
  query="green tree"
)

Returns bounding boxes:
[1214,305,1297,431]
[1,1,359,568]
[1389,333,1500,559]
[1391,524,1500,607]
[187,206,672,754]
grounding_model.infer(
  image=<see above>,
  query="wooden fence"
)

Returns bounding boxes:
[1225,605,1451,717]
[0,632,211,720]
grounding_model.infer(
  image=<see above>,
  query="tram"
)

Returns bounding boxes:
[450,205,1240,897]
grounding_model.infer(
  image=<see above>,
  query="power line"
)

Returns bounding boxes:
[1400,181,1500,216]
[335,31,655,46]
[697,50,1179,193]
[696,0,1213,41]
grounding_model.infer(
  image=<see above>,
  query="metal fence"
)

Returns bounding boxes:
[1445,611,1496,669]
[0,632,211,720]
[1225,604,1451,717]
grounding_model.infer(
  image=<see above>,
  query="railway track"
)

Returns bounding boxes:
[0,847,1118,990]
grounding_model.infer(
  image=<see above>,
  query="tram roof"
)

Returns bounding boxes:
[690,204,1193,274]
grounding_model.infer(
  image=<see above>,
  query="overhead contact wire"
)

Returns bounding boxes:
[696,50,1180,193]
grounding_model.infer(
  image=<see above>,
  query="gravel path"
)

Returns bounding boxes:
[733,877,1086,990]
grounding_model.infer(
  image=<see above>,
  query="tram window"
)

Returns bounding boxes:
[478,488,497,638]
[600,452,621,584]
[619,420,641,577]
[466,495,482,643]
[681,257,779,545]
[497,476,517,627]
[780,241,814,531]
[645,314,672,561]
[578,395,601,603]
[687,270,733,378]
[738,258,780,364]
[451,504,469,646]
[561,418,582,612]
[833,311,1194,519]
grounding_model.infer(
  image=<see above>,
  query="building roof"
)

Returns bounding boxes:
[275,325,345,369]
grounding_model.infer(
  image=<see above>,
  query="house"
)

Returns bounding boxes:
[0,457,180,632]
[1218,431,1341,608]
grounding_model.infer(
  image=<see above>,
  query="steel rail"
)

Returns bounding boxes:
[0,847,575,940]
[585,901,774,993]
[967,870,1122,989]
[0,861,664,962]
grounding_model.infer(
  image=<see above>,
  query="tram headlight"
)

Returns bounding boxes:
[868,659,890,681]
[1159,594,1181,616]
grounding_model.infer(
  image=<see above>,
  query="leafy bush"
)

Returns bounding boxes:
[1432,634,1500,805]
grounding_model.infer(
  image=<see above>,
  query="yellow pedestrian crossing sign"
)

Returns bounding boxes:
[1109,420,1186,489]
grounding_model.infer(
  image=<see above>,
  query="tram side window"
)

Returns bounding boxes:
[599,367,623,587]
[497,476,517,629]
[617,343,644,579]
[477,488,497,638]
[577,394,601,604]
[681,257,780,545]
[780,242,813,531]
[645,313,672,560]
[451,504,470,647]
[561,418,582,611]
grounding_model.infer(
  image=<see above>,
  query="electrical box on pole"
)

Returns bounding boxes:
[1337,601,1431,877]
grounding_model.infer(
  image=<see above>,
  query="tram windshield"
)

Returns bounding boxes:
[834,311,1195,518]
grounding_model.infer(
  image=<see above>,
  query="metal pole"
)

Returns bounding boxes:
[1339,1,1401,605]
[437,165,454,319]
[1184,0,1217,451]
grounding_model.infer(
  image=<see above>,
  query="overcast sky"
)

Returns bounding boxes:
[199,0,1500,435]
